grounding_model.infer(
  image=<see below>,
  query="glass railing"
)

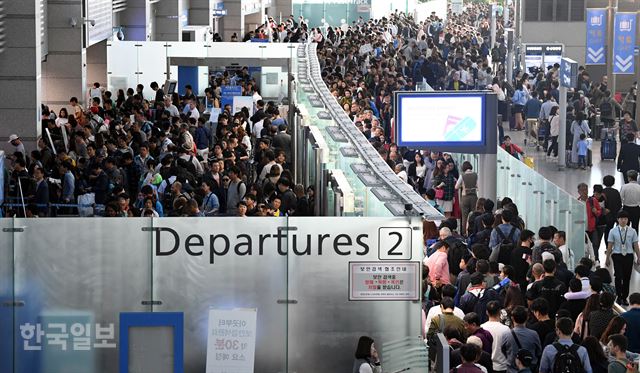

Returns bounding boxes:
[497,148,587,266]
[293,44,443,219]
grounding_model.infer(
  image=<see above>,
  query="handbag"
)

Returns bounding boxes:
[435,188,445,200]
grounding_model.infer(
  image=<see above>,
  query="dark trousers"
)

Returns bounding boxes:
[590,226,606,261]
[622,170,630,184]
[612,253,634,299]
[623,205,640,232]
[604,218,616,244]
[547,135,558,156]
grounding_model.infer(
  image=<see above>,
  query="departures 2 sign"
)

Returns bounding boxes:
[149,219,416,264]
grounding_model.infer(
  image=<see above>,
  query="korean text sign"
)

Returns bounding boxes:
[613,12,636,74]
[586,9,606,65]
[349,262,420,301]
[206,308,257,373]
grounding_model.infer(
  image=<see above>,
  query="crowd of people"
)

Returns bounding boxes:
[4,76,313,217]
[416,194,640,373]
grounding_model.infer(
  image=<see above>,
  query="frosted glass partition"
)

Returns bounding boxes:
[0,217,424,373]
[496,148,586,268]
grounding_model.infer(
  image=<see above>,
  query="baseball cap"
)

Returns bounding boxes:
[8,134,19,143]
[516,349,533,367]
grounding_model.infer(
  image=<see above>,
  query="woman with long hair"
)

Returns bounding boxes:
[582,336,608,373]
[574,293,601,340]
[408,152,426,194]
[547,105,561,158]
[353,336,381,373]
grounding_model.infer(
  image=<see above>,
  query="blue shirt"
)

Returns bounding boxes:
[489,224,521,251]
[524,98,542,119]
[621,308,640,353]
[62,171,75,201]
[607,224,638,255]
[577,140,589,156]
[539,339,592,373]
[201,192,220,216]
[194,126,211,150]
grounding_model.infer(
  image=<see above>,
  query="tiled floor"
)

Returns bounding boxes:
[507,125,639,299]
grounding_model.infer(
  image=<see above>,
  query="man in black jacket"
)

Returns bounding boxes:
[603,175,623,243]
[33,166,49,217]
[617,133,640,183]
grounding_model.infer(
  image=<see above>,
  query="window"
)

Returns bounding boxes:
[524,0,585,22]
[570,0,585,22]
[525,0,539,22]
[556,0,569,22]
[540,0,554,21]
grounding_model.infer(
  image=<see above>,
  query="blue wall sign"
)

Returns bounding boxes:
[221,85,242,109]
[585,8,606,65]
[613,12,636,74]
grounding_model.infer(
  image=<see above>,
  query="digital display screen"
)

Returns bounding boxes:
[394,91,497,153]
[397,93,485,144]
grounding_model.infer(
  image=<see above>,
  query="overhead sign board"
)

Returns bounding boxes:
[586,9,606,64]
[524,44,563,72]
[613,12,636,74]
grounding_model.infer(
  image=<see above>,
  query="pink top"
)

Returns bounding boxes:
[423,250,450,285]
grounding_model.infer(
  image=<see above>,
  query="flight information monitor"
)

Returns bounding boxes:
[394,91,497,153]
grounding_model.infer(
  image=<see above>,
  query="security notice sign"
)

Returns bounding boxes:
[206,308,257,373]
[349,262,420,301]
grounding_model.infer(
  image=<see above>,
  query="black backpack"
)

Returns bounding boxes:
[551,343,584,373]
[599,100,613,117]
[461,288,499,324]
[495,227,517,265]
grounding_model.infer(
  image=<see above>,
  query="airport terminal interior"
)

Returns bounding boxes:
[1,0,640,372]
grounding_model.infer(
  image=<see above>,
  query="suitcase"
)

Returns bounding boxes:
[601,138,617,161]
[565,150,576,168]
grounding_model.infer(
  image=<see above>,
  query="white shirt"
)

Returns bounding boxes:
[620,182,640,207]
[166,104,180,118]
[89,87,102,99]
[481,320,514,371]
[558,244,575,270]
[190,107,200,120]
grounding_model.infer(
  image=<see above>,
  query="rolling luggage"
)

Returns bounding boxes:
[566,150,576,168]
[601,138,617,161]
[601,127,616,142]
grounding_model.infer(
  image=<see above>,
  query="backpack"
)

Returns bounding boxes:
[599,100,613,117]
[551,343,584,373]
[461,288,499,324]
[427,314,445,362]
[495,227,517,265]
[162,178,174,209]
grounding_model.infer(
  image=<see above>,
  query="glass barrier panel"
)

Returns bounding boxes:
[151,217,288,373]
[285,217,423,373]
[0,218,14,373]
[570,199,588,262]
[12,218,153,373]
